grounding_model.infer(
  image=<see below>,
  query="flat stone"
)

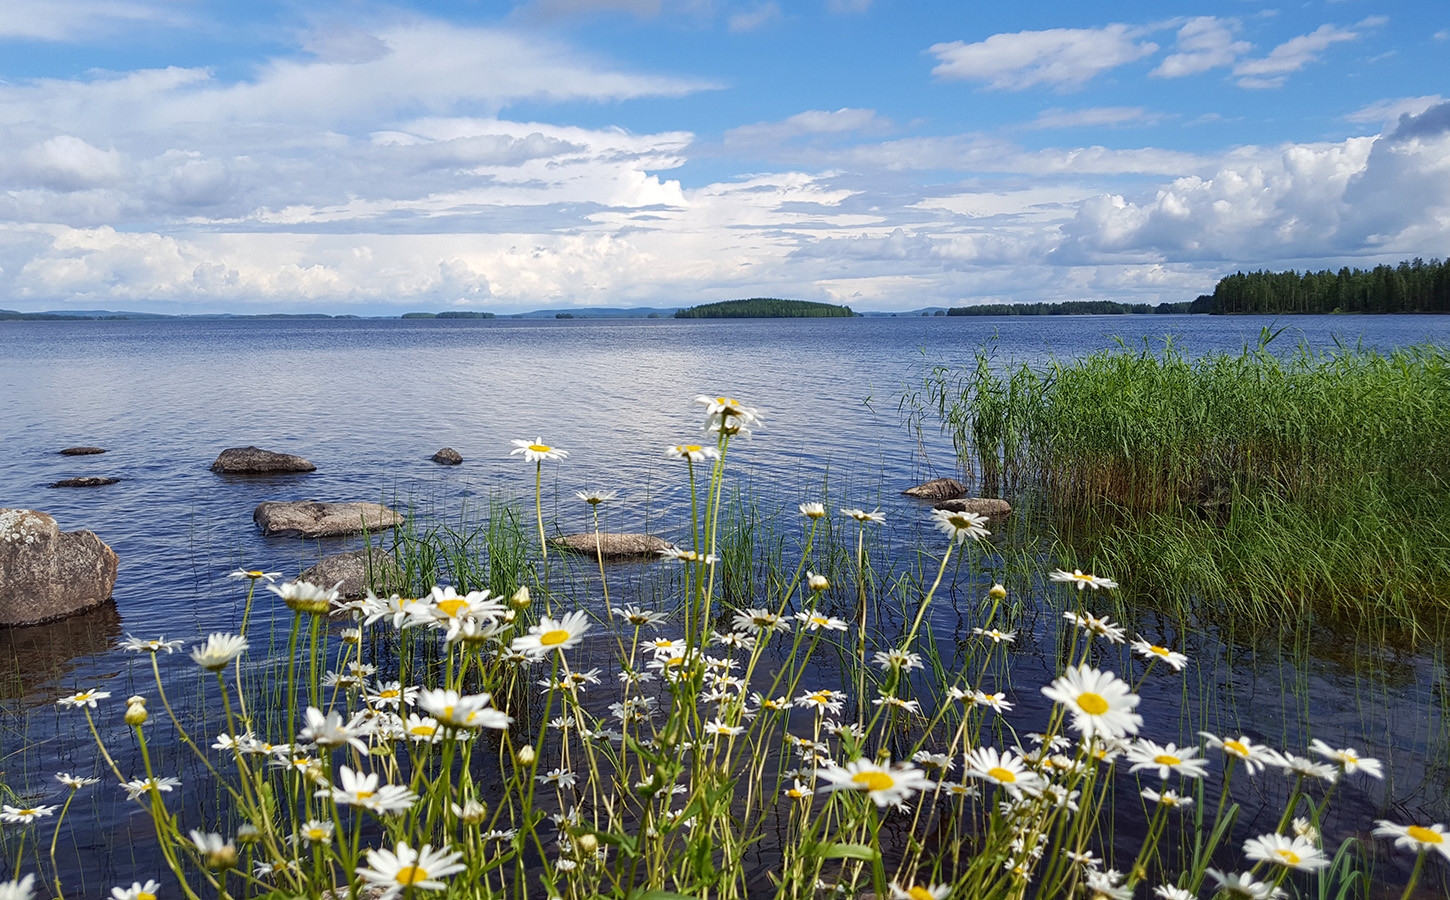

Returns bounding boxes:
[934,497,1012,517]
[902,477,967,500]
[254,501,403,538]
[432,447,463,465]
[0,509,119,627]
[49,477,120,488]
[297,547,402,598]
[211,446,316,474]
[554,532,674,559]
[59,446,106,456]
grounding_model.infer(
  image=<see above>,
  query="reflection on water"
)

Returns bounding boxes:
[0,602,121,704]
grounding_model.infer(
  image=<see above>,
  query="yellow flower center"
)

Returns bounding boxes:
[908,888,935,900]
[1154,754,1182,766]
[1275,849,1302,865]
[1076,692,1110,715]
[411,725,436,737]
[529,444,550,453]
[679,445,701,453]
[380,689,399,699]
[19,809,35,815]
[1225,740,1248,756]
[987,767,1017,783]
[357,791,374,800]
[308,829,327,840]
[1408,826,1443,844]
[540,629,571,646]
[436,598,466,617]
[140,893,157,900]
[1150,645,1171,656]
[810,617,828,625]
[852,771,895,792]
[442,705,455,719]
[395,865,429,885]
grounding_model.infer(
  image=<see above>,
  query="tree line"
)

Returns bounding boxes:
[946,300,1192,316]
[674,298,855,318]
[1190,258,1450,314]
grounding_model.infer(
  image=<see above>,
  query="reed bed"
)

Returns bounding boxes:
[907,338,1450,624]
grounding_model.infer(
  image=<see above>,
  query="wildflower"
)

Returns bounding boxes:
[890,883,950,900]
[665,444,720,463]
[1084,869,1131,900]
[1063,611,1126,643]
[1205,869,1281,900]
[124,695,147,726]
[872,648,925,671]
[711,630,756,651]
[695,395,762,434]
[0,805,56,824]
[659,546,718,565]
[988,582,1008,599]
[575,490,617,505]
[356,841,466,899]
[190,633,248,671]
[703,719,744,737]
[120,776,180,800]
[944,781,979,799]
[806,571,830,592]
[299,707,372,754]
[872,695,921,714]
[228,568,281,582]
[972,690,1013,713]
[814,759,932,808]
[510,439,567,463]
[799,502,827,519]
[1199,732,1277,775]
[537,768,577,789]
[297,819,335,845]
[326,766,418,814]
[1041,665,1142,740]
[1063,849,1100,868]
[1049,568,1118,590]
[452,800,487,824]
[1154,888,1195,900]
[1130,638,1189,671]
[911,751,954,773]
[58,689,110,709]
[795,689,846,714]
[425,585,504,624]
[1371,820,1450,860]
[783,779,812,800]
[732,608,790,634]
[367,681,418,710]
[611,605,669,628]
[189,830,237,870]
[1292,817,1320,841]
[120,635,184,654]
[0,874,34,900]
[1244,832,1329,871]
[796,608,848,632]
[1126,740,1209,780]
[1308,738,1384,779]
[511,611,592,658]
[1140,788,1193,809]
[56,772,99,790]
[963,746,1045,799]
[841,508,885,525]
[110,880,161,900]
[1271,752,1338,782]
[972,627,1016,643]
[417,689,512,730]
[268,580,339,614]
[932,508,991,544]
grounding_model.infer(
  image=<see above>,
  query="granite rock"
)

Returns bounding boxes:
[253,501,402,538]
[902,477,967,500]
[0,509,119,627]
[211,446,315,474]
[553,532,674,559]
[933,497,1012,518]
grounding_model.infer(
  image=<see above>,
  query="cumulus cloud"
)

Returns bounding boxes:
[1345,95,1445,127]
[1233,23,1360,89]
[929,25,1159,91]
[1151,17,1250,78]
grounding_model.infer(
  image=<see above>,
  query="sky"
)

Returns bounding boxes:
[0,0,1446,315]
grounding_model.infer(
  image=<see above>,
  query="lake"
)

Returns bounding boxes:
[3,313,1449,896]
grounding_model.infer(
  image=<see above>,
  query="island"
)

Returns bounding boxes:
[674,298,855,318]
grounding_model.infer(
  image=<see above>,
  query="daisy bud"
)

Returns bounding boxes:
[577,833,599,854]
[124,696,148,726]
[988,583,1008,600]
[516,745,536,766]
[236,824,262,845]
[510,586,531,609]
[807,572,829,592]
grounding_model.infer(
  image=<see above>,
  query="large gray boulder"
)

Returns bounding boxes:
[254,501,402,538]
[297,546,403,598]
[212,446,315,474]
[0,509,119,627]
[934,497,1012,518]
[554,533,674,559]
[903,478,967,500]
[432,448,463,465]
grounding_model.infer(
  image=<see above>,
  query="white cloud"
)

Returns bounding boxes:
[929,25,1158,91]
[0,0,185,41]
[1026,107,1158,130]
[728,2,781,33]
[14,136,124,191]
[723,108,887,147]
[1233,24,1360,89]
[1151,17,1250,78]
[1344,95,1445,126]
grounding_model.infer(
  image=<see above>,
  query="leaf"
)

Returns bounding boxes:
[807,841,880,862]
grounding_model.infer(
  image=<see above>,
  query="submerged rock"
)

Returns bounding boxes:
[49,477,120,488]
[933,497,1012,518]
[253,501,402,538]
[554,532,674,559]
[902,477,967,500]
[211,446,316,474]
[0,509,118,627]
[59,446,106,456]
[432,447,463,465]
[297,546,402,598]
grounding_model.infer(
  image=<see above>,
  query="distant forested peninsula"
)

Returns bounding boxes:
[674,298,854,318]
[1189,258,1450,314]
[947,300,1192,316]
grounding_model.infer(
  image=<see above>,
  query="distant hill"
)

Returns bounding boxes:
[674,298,854,319]
[946,300,1194,316]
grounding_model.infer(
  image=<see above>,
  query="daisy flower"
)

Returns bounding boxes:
[796,608,848,631]
[703,719,744,737]
[1130,638,1189,671]
[1308,738,1384,779]
[806,571,829,592]
[931,508,991,544]
[325,766,418,814]
[890,882,950,900]
[695,395,762,434]
[1125,740,1209,780]
[0,874,34,900]
[268,580,339,614]
[732,608,790,634]
[972,627,1016,643]
[356,841,465,900]
[1205,869,1279,900]
[794,689,846,714]
[1063,611,1126,643]
[1040,665,1142,740]
[962,746,1045,799]
[296,819,335,845]
[510,610,591,657]
[665,444,720,463]
[1153,888,1195,900]
[610,605,670,628]
[659,547,718,564]
[841,508,885,525]
[873,648,925,671]
[1050,568,1118,590]
[783,779,812,800]
[1140,788,1193,809]
[189,633,248,671]
[120,776,181,800]
[298,706,372,754]
[1271,752,1338,782]
[509,439,567,463]
[57,689,110,709]
[228,568,281,582]
[417,689,512,730]
[1243,832,1329,871]
[120,635,184,654]
[110,880,160,900]
[814,759,932,808]
[0,805,56,824]
[799,502,827,519]
[188,831,236,870]
[575,489,617,505]
[56,772,100,790]
[1199,732,1277,775]
[1371,820,1450,860]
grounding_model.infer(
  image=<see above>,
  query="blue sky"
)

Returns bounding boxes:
[0,0,1445,314]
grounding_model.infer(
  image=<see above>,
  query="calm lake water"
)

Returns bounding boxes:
[3,314,1449,896]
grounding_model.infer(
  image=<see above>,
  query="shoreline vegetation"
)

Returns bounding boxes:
[673,298,855,318]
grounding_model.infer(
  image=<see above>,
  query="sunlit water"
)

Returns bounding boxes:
[3,315,1449,896]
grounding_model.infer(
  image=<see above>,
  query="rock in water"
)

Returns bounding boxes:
[902,478,967,500]
[59,446,106,456]
[0,509,118,627]
[253,501,403,538]
[554,533,674,559]
[49,477,120,488]
[432,448,463,465]
[211,446,316,473]
[933,498,1012,518]
[297,547,402,598]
